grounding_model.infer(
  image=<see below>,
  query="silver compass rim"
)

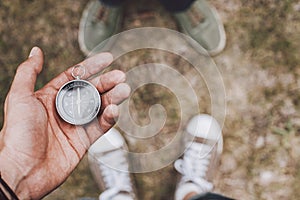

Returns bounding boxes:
[55,79,101,126]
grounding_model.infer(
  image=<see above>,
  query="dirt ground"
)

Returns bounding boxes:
[0,0,300,199]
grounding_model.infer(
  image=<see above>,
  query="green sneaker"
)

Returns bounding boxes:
[174,0,226,56]
[78,0,123,56]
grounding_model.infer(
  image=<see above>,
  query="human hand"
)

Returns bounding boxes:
[0,47,130,199]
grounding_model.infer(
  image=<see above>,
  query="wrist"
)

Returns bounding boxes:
[0,143,31,199]
[0,173,20,200]
[0,148,24,195]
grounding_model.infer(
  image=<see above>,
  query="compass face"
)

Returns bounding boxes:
[56,80,101,125]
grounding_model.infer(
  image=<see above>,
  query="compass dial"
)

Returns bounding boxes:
[56,80,101,125]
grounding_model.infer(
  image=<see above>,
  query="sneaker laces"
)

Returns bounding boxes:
[174,142,213,192]
[97,150,133,200]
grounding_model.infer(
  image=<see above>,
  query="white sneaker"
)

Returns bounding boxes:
[174,114,223,200]
[88,128,136,200]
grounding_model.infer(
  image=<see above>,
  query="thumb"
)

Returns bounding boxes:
[10,46,44,96]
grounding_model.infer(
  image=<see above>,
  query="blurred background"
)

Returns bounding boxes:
[0,0,300,199]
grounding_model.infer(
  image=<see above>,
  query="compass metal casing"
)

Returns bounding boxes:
[56,79,101,125]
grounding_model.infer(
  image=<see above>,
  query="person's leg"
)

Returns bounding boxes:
[88,128,137,200]
[188,192,234,200]
[159,0,196,12]
[100,0,123,7]
[174,114,232,200]
[78,0,124,56]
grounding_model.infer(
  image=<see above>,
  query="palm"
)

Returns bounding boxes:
[0,47,129,199]
[3,91,77,195]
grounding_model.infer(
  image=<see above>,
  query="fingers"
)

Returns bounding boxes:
[48,52,113,90]
[99,104,119,133]
[85,73,130,144]
[90,70,126,93]
[69,52,113,80]
[85,104,119,144]
[10,47,43,97]
[90,70,130,109]
[84,82,130,144]
[101,83,131,109]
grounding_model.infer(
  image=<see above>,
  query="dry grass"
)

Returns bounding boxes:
[0,0,299,199]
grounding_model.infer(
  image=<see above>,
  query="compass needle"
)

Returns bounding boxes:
[56,65,101,125]
[77,87,81,117]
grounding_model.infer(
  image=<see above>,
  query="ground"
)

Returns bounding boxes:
[0,0,300,199]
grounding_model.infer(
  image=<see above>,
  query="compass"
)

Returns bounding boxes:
[55,65,101,125]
